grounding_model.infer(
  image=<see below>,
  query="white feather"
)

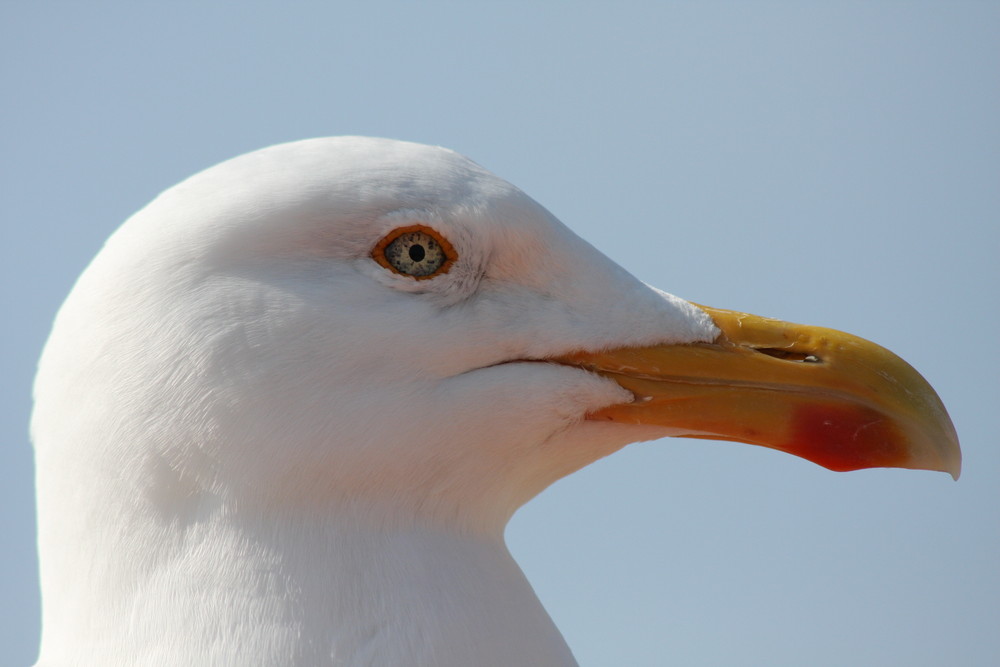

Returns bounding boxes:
[32,137,716,665]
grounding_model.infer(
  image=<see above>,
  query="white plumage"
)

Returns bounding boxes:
[33,137,715,665]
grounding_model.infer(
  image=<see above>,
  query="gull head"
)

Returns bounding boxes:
[30,136,959,665]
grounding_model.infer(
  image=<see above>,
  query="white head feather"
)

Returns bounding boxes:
[32,137,716,665]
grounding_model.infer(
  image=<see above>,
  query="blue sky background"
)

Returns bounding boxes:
[3,3,998,665]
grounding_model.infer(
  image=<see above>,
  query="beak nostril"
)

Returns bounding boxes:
[756,348,822,363]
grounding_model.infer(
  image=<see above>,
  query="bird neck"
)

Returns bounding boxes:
[36,503,578,666]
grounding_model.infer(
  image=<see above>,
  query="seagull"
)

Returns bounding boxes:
[31,136,960,666]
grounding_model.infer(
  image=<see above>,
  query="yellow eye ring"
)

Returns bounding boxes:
[371,225,457,279]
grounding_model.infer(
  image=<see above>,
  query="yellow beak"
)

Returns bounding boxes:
[556,305,961,479]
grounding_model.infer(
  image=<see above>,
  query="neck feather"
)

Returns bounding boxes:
[37,505,577,666]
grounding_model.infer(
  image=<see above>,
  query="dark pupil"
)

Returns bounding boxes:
[408,244,426,262]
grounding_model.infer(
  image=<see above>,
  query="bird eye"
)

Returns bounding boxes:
[372,225,456,279]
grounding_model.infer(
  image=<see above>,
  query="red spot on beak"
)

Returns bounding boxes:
[789,404,908,472]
